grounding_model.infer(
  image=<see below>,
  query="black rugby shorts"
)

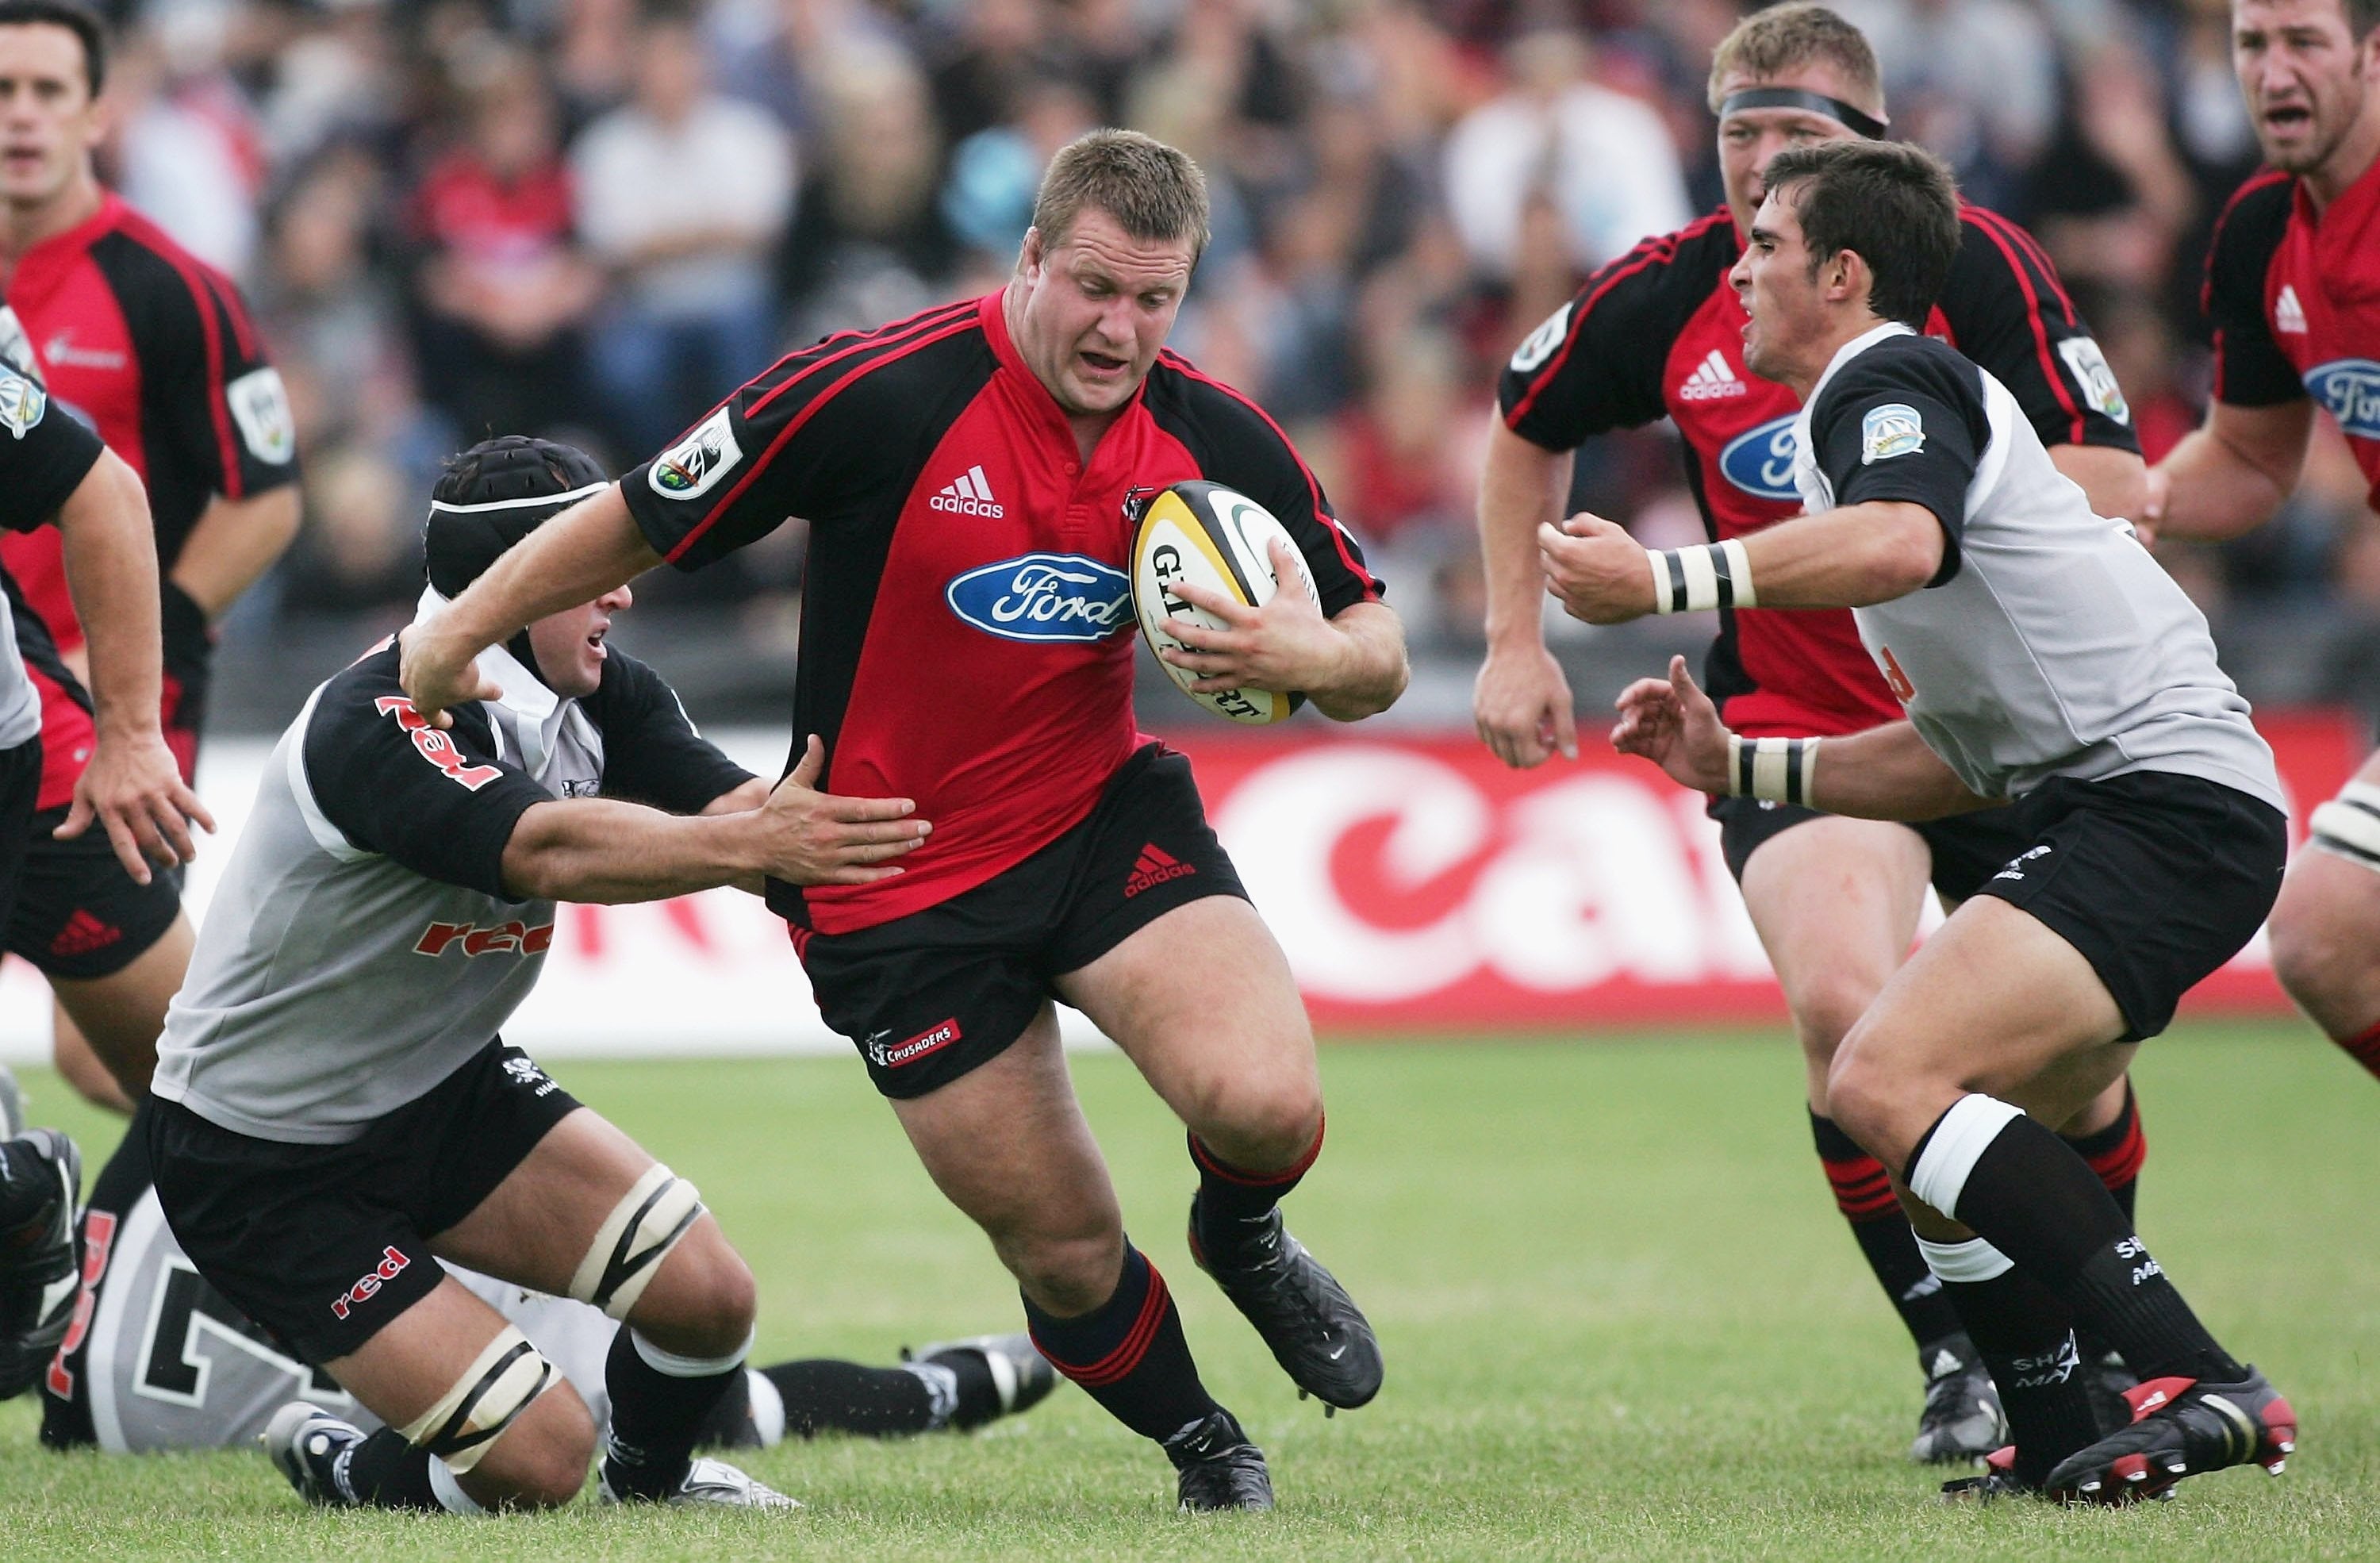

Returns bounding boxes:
[1970,771,2287,1041]
[1710,794,2039,904]
[6,804,186,979]
[148,1040,582,1364]
[796,742,1248,1100]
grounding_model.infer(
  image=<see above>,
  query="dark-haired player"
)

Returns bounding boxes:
[399,130,1407,1511]
[0,0,302,1112]
[35,1100,1053,1454]
[2145,0,2380,1087]
[146,436,930,1514]
[1476,2,2151,1462]
[1573,138,2294,1503]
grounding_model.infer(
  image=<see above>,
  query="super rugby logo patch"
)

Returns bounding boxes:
[1860,403,1925,464]
[2305,360,2380,441]
[649,408,743,500]
[945,553,1133,643]
[1719,414,1799,501]
[227,367,297,464]
[0,367,48,440]
[2056,337,2131,426]
[1509,303,1572,374]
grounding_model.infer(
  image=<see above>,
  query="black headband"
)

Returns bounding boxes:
[1717,87,1887,140]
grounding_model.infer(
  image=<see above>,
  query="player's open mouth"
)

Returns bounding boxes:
[2263,105,2311,131]
[1080,351,1127,377]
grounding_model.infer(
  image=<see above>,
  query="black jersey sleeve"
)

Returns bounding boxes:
[0,362,104,531]
[1939,208,2140,454]
[301,653,554,897]
[583,651,756,814]
[1497,212,1734,450]
[110,237,299,501]
[1147,356,1384,618]
[623,301,991,570]
[2203,173,2304,409]
[1808,338,1990,586]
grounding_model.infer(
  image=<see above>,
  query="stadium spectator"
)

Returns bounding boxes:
[571,7,793,455]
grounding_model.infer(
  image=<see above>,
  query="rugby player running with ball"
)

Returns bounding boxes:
[1564,140,2297,1503]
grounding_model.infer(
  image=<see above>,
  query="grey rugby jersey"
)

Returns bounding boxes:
[1787,323,2284,812]
[150,596,750,1143]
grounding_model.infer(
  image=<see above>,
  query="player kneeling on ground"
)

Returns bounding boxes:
[1561,141,2295,1502]
[144,437,931,1514]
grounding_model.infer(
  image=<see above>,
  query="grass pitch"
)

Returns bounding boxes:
[3,1021,2375,1559]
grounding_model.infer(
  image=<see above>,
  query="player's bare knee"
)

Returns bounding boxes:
[469,1386,596,1511]
[631,1229,757,1358]
[999,1226,1125,1315]
[1181,1063,1321,1167]
[2267,887,2359,1020]
[1787,981,1875,1070]
[1821,1039,1902,1155]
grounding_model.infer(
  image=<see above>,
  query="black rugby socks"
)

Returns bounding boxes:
[601,1325,749,1500]
[2061,1083,2145,1226]
[339,1428,451,1511]
[1188,1118,1323,1258]
[1923,1240,2104,1486]
[1809,1111,1964,1350]
[1024,1241,1221,1443]
[1908,1096,2244,1386]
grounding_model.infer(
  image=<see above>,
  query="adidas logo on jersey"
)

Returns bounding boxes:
[2275,286,2307,335]
[931,464,1005,517]
[1677,350,1748,401]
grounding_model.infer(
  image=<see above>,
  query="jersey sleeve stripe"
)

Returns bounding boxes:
[1504,209,1729,430]
[660,312,985,566]
[198,263,260,361]
[1964,206,2078,325]
[1156,351,1383,600]
[1961,213,2086,445]
[742,299,978,424]
[2201,167,2294,318]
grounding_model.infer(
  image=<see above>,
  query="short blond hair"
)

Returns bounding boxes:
[1029,129,1211,261]
[1706,4,1884,117]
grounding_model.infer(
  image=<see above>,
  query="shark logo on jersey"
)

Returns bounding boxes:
[2305,360,2380,440]
[1719,414,1800,500]
[649,407,743,500]
[945,554,1133,643]
[2056,337,2131,426]
[1509,303,1572,374]
[1860,403,1925,464]
[0,365,48,440]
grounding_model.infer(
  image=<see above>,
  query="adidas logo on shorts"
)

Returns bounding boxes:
[1125,843,1196,899]
[1678,350,1748,401]
[930,464,1004,517]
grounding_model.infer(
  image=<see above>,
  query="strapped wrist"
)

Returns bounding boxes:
[1726,733,1819,805]
[1649,539,1757,614]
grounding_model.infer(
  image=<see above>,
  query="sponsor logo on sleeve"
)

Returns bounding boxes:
[0,367,48,440]
[374,695,504,790]
[226,367,297,464]
[944,553,1133,643]
[2056,337,2132,426]
[1860,402,1925,464]
[2305,359,2380,440]
[649,407,743,500]
[1718,413,1801,501]
[1509,303,1572,374]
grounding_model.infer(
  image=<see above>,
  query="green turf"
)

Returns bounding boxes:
[3,1022,2374,1559]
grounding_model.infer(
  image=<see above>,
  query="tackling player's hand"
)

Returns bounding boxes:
[1474,641,1577,766]
[58,726,217,885]
[1539,512,1656,624]
[1611,655,1733,795]
[1157,536,1345,697]
[2132,464,2170,545]
[397,616,504,731]
[750,735,931,886]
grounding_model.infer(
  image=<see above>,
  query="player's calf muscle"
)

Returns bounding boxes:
[2267,855,2380,1038]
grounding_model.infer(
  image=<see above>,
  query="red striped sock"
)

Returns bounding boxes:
[1809,1112,1963,1350]
[1189,1116,1323,1252]
[2062,1082,2145,1225]
[2339,1021,2380,1081]
[1025,1243,1218,1443]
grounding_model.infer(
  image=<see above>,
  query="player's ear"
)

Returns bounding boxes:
[1018,225,1045,278]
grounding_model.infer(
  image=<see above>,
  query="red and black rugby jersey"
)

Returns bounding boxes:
[624,291,1383,935]
[2205,156,2380,510]
[1500,203,2139,740]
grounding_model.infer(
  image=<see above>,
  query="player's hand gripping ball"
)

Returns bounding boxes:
[1130,481,1319,724]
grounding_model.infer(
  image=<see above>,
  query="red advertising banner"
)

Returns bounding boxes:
[1172,710,2367,1033]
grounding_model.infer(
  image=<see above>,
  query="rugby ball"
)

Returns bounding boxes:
[1130,481,1319,725]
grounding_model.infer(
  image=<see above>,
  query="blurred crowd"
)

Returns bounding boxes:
[83,0,2378,724]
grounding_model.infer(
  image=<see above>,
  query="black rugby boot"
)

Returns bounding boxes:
[1165,1407,1274,1511]
[0,1129,81,1399]
[1189,1197,1382,1411]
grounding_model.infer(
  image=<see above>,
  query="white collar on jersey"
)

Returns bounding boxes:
[411,586,574,776]
[1804,319,1916,409]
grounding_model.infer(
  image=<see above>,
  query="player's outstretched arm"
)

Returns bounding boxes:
[1544,501,1945,625]
[401,484,662,727]
[500,735,928,902]
[1612,655,1992,822]
[1158,538,1410,720]
[1474,420,1579,766]
[2143,399,2313,543]
[51,449,216,882]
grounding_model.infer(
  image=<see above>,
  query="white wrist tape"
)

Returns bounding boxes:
[1649,539,1757,614]
[2309,781,2380,871]
[1726,734,1820,805]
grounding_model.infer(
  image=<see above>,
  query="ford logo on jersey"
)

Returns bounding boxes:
[2305,359,2380,440]
[946,553,1134,643]
[1718,414,1801,501]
